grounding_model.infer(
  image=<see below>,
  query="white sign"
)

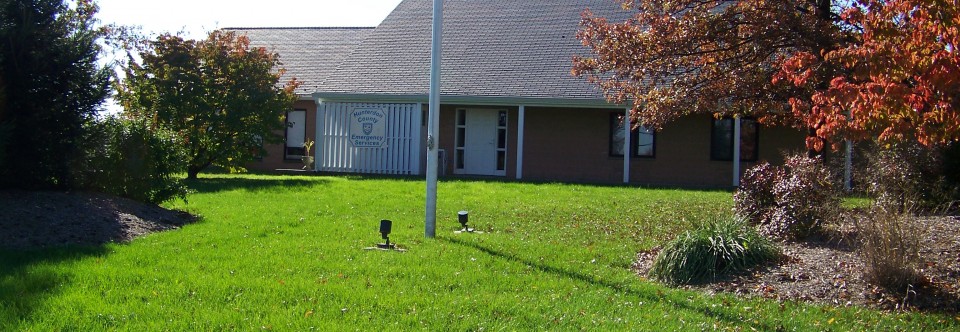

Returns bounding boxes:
[350,108,387,148]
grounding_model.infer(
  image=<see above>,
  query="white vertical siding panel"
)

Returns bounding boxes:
[342,103,351,171]
[402,104,409,174]
[326,103,335,171]
[396,105,403,174]
[332,103,340,171]
[392,106,402,174]
[409,104,416,174]
[411,104,422,175]
[331,103,340,171]
[321,103,330,171]
[317,102,421,175]
[340,103,347,171]
[407,104,415,174]
[390,104,397,174]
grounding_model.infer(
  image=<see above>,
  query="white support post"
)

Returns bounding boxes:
[844,139,853,191]
[424,0,442,238]
[623,108,631,184]
[315,100,325,172]
[516,105,525,180]
[733,116,741,187]
[412,103,423,176]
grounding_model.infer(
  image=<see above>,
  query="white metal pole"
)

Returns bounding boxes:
[516,105,525,180]
[623,108,631,184]
[733,116,741,187]
[425,0,442,238]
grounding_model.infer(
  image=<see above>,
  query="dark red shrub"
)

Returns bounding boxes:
[735,155,840,239]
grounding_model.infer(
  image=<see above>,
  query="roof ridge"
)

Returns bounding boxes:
[223,27,375,30]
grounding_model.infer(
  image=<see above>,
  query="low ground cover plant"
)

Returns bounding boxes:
[649,217,780,285]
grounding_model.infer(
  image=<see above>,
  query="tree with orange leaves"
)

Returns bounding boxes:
[117,30,301,179]
[778,0,960,150]
[574,0,959,151]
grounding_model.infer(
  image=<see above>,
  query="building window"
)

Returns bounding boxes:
[252,135,264,160]
[610,113,655,158]
[710,117,758,161]
[455,109,466,170]
[496,110,508,171]
[285,109,307,159]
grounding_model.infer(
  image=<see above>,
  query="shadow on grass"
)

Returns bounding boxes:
[0,246,108,328]
[443,176,736,192]
[441,236,776,331]
[239,171,735,194]
[406,172,738,192]
[186,176,327,194]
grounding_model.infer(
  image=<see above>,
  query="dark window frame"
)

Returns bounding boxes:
[710,117,759,162]
[609,113,656,158]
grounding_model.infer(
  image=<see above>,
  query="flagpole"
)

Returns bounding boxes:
[425,0,442,238]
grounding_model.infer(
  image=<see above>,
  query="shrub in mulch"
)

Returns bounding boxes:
[854,204,926,293]
[860,142,959,214]
[649,217,780,285]
[734,155,841,240]
[72,117,189,204]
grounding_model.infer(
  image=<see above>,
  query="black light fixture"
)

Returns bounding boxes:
[457,211,473,232]
[378,219,395,249]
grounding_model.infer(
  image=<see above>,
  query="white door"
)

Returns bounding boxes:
[285,110,306,158]
[455,109,507,176]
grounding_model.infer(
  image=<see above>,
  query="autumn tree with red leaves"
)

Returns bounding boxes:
[574,0,960,151]
[779,0,960,150]
[117,30,301,179]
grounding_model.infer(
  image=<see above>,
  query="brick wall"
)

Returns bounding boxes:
[246,99,318,172]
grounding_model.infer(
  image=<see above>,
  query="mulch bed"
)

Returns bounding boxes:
[634,215,960,312]
[0,190,195,250]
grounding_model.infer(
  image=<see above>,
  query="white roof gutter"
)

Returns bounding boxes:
[313,93,626,109]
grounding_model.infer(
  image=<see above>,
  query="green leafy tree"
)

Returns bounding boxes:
[118,30,300,179]
[0,0,111,188]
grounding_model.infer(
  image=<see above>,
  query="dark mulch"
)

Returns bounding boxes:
[634,216,960,313]
[0,190,195,250]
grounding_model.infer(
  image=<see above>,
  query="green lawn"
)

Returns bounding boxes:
[1,174,955,330]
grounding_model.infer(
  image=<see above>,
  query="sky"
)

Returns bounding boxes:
[94,0,403,113]
[95,0,404,40]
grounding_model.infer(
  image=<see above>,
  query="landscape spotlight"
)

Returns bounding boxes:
[457,211,473,232]
[378,219,395,249]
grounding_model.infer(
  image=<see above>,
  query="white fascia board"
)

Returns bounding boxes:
[313,92,627,109]
[315,93,425,104]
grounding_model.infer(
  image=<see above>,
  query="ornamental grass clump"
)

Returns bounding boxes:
[649,218,780,285]
[855,204,924,292]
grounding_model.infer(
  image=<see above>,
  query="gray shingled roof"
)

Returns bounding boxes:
[317,0,632,105]
[225,27,374,96]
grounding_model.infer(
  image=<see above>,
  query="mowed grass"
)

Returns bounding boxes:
[1,174,956,330]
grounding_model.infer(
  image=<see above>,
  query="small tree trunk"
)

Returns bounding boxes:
[187,166,201,180]
[807,127,820,158]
